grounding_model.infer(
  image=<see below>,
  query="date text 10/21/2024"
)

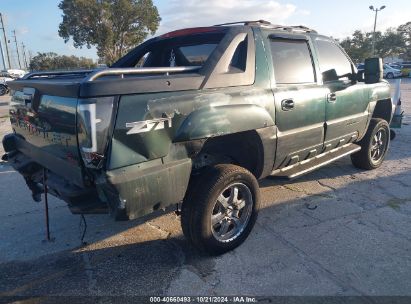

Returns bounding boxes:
[149,296,257,303]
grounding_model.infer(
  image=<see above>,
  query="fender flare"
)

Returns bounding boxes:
[174,104,275,142]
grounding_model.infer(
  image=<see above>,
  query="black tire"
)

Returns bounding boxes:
[181,164,260,255]
[390,129,396,141]
[0,85,7,96]
[351,118,390,170]
[180,173,200,241]
[386,72,394,79]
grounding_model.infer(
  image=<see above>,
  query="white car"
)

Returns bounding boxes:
[383,64,402,79]
[7,69,27,79]
[0,73,14,96]
[357,63,402,79]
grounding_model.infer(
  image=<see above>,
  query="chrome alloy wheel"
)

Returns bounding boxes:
[211,182,253,243]
[370,128,388,164]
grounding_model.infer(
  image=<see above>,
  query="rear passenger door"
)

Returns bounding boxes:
[313,37,369,150]
[266,33,328,169]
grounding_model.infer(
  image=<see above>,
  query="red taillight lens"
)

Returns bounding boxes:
[77,97,115,168]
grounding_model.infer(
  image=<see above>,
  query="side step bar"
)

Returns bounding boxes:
[270,143,361,180]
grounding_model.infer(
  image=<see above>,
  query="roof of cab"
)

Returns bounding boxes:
[158,20,317,40]
[213,20,317,33]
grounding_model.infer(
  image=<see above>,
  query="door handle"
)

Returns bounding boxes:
[327,93,337,102]
[281,99,294,111]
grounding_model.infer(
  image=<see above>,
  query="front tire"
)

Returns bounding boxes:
[181,164,260,255]
[386,72,394,79]
[351,118,390,170]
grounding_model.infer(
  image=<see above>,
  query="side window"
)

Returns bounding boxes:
[270,39,316,84]
[315,39,352,79]
[229,37,247,72]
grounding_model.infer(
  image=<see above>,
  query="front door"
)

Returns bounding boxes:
[313,37,370,150]
[265,33,327,169]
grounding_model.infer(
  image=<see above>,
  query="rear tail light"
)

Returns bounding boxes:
[77,97,115,168]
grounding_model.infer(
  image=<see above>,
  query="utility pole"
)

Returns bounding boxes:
[369,5,386,56]
[0,30,5,70]
[0,13,11,69]
[12,30,22,69]
[21,42,28,70]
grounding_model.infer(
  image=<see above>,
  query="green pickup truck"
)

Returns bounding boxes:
[2,20,392,255]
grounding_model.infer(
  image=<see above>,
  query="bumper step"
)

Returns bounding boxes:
[270,143,361,180]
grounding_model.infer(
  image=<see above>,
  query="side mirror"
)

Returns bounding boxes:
[364,57,383,84]
[322,69,356,84]
[322,69,339,82]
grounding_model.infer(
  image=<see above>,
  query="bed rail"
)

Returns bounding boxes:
[84,66,202,81]
[23,66,202,81]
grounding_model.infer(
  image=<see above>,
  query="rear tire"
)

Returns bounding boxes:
[181,164,260,255]
[351,118,390,170]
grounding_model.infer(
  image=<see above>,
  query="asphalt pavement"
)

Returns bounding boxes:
[0,80,410,299]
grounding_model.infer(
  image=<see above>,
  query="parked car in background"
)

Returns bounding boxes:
[383,64,402,79]
[401,61,411,69]
[358,63,402,79]
[6,69,27,79]
[388,63,402,70]
[394,62,411,77]
[0,71,14,96]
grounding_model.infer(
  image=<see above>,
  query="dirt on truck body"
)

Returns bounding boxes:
[2,20,393,254]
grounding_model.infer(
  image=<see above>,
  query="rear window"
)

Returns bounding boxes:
[139,34,224,68]
[114,29,227,68]
[178,44,218,66]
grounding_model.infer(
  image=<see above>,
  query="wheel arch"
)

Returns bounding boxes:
[190,126,277,180]
[372,98,393,124]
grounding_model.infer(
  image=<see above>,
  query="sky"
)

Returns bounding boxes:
[1,0,410,70]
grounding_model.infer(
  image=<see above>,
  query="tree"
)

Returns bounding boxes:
[58,0,161,65]
[375,28,406,59]
[398,22,411,59]
[340,30,373,63]
[29,52,97,71]
[339,28,406,63]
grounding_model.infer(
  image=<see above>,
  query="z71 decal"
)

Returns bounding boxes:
[126,117,172,135]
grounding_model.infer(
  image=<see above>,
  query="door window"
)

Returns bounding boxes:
[270,39,316,84]
[315,39,352,80]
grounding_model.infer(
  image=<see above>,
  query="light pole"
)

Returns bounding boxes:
[369,5,386,56]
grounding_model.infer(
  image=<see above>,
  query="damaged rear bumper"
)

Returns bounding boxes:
[2,134,192,220]
[2,134,107,214]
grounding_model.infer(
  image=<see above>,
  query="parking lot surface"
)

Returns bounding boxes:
[0,80,410,298]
